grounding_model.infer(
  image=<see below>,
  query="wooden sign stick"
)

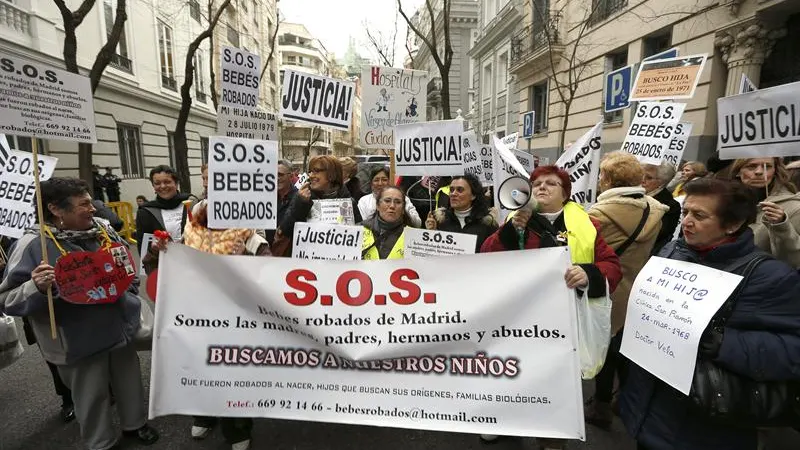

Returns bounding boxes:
[31,139,57,339]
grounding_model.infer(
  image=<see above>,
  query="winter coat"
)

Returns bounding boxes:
[266,186,298,245]
[620,231,800,450]
[135,193,192,254]
[432,206,498,253]
[751,185,800,268]
[279,185,363,238]
[588,186,668,334]
[650,187,681,255]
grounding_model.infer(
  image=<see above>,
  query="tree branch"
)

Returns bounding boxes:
[89,0,127,93]
[364,23,393,66]
[73,0,97,24]
[398,0,444,70]
[260,17,280,80]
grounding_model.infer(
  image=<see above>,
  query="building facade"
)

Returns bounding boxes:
[510,0,800,162]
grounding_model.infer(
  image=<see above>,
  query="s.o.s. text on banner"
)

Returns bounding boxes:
[281,69,355,131]
[220,46,261,109]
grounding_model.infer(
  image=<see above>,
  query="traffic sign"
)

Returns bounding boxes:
[522,111,535,138]
[604,65,633,112]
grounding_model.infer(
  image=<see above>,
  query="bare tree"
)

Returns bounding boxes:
[53,0,127,190]
[259,17,281,81]
[404,24,416,67]
[363,13,398,66]
[173,0,233,191]
[398,0,453,119]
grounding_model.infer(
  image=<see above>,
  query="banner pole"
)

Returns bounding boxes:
[30,139,57,339]
[389,149,396,184]
[764,163,770,198]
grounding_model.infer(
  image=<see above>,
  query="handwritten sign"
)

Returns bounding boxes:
[307,198,355,225]
[620,256,742,394]
[403,228,477,258]
[54,243,135,304]
[292,223,362,260]
[361,66,427,148]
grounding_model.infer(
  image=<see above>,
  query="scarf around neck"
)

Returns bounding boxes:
[25,218,124,245]
[142,192,192,210]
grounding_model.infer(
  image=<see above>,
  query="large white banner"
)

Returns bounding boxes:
[220,46,261,110]
[217,105,277,141]
[717,81,800,159]
[150,245,586,439]
[361,66,427,149]
[0,150,58,238]
[292,223,362,261]
[207,137,278,229]
[622,102,687,164]
[620,257,742,394]
[280,70,355,131]
[394,120,464,176]
[0,51,96,143]
[556,122,603,205]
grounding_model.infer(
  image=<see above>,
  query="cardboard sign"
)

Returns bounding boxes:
[307,198,356,225]
[717,81,800,159]
[220,46,260,109]
[620,257,742,394]
[0,150,58,239]
[622,102,687,164]
[361,66,428,149]
[0,51,96,143]
[460,130,482,180]
[292,223,362,260]
[403,227,477,258]
[479,145,493,186]
[394,120,464,176]
[207,136,278,229]
[663,122,693,169]
[216,105,277,141]
[280,69,355,131]
[556,122,603,205]
[54,243,136,305]
[630,54,707,101]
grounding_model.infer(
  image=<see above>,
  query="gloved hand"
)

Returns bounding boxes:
[698,329,724,359]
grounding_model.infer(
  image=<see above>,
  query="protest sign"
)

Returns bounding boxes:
[717,81,800,159]
[220,46,260,109]
[54,243,136,305]
[308,198,356,225]
[622,102,687,164]
[403,228,477,258]
[500,133,518,150]
[479,145,493,186]
[150,244,585,439]
[294,172,310,189]
[739,74,757,94]
[292,223,363,261]
[394,120,464,176]
[493,146,536,223]
[281,69,355,131]
[207,137,278,229]
[492,135,529,178]
[556,122,603,205]
[630,54,707,101]
[361,66,427,149]
[0,51,96,143]
[217,105,277,141]
[620,257,742,394]
[0,150,58,238]
[0,134,9,168]
[662,122,693,169]
[460,130,482,180]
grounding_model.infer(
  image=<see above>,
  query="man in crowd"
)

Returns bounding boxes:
[103,167,122,202]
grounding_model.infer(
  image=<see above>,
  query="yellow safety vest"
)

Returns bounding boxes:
[435,185,450,209]
[362,228,405,260]
[506,201,595,264]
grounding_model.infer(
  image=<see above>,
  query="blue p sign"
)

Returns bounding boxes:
[522,111,535,138]
[605,65,632,113]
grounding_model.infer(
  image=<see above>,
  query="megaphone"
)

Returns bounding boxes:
[498,176,533,211]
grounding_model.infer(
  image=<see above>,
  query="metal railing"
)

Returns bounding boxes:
[110,53,133,73]
[588,0,628,26]
[0,1,31,35]
[510,20,554,66]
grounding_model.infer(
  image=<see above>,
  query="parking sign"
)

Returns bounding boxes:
[522,111,535,138]
[605,65,633,112]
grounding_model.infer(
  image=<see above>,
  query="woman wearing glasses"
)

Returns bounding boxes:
[425,174,498,253]
[362,186,413,260]
[358,167,421,227]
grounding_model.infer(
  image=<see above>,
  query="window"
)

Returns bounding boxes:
[157,21,176,90]
[194,52,206,102]
[104,0,131,73]
[227,25,240,47]
[643,30,672,58]
[482,63,492,99]
[117,124,144,178]
[4,135,46,153]
[484,0,496,26]
[287,55,296,63]
[497,52,508,93]
[167,132,176,168]
[604,48,628,123]
[200,137,209,164]
[189,0,201,23]
[529,81,548,134]
[589,0,628,26]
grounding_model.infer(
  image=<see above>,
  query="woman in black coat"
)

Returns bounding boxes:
[424,174,497,252]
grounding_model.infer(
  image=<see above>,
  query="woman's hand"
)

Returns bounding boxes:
[31,261,55,293]
[298,182,312,201]
[564,265,588,290]
[760,201,787,224]
[425,213,437,230]
[512,210,531,230]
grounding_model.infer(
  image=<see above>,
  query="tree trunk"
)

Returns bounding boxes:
[439,67,451,120]
[559,101,571,156]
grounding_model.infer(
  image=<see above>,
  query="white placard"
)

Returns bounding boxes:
[292,223,362,260]
[403,227,477,258]
[0,51,96,143]
[622,102,687,164]
[361,66,427,149]
[217,105,277,141]
[662,122,693,169]
[138,233,154,277]
[500,133,519,150]
[0,150,58,238]
[620,256,743,395]
[460,130,482,180]
[308,198,356,225]
[394,120,464,176]
[492,135,529,178]
[493,148,536,223]
[717,81,800,159]
[294,172,309,189]
[630,54,707,102]
[738,74,757,95]
[207,137,278,229]
[479,144,493,186]
[280,69,355,131]
[220,46,261,109]
[556,122,603,205]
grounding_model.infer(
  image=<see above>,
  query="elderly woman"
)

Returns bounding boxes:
[135,165,192,254]
[585,152,667,428]
[480,165,622,450]
[362,186,414,260]
[0,178,158,450]
[731,157,800,267]
[358,167,421,227]
[621,178,800,450]
[339,156,364,200]
[425,174,497,253]
[642,161,681,254]
[672,161,708,197]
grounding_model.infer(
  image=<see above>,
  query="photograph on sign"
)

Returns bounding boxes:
[0,52,96,143]
[0,150,58,238]
[361,66,427,149]
[621,102,687,165]
[292,223,363,261]
[630,54,707,101]
[460,130,482,179]
[217,105,277,141]
[220,46,261,109]
[604,65,633,113]
[662,122,693,169]
[280,69,355,131]
[393,120,463,176]
[207,137,278,229]
[556,122,603,205]
[403,227,477,258]
[717,81,800,159]
[307,198,356,225]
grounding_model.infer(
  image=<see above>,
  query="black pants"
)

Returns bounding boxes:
[46,361,73,404]
[594,330,629,403]
[194,416,253,444]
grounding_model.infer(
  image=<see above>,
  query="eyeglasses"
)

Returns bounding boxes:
[532,180,562,189]
[380,198,404,206]
[450,186,469,193]
[309,168,325,174]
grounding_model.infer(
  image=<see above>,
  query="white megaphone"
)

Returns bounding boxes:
[498,176,533,211]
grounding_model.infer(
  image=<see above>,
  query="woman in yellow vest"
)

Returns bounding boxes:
[362,186,411,260]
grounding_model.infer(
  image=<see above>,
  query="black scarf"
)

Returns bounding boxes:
[365,216,404,259]
[142,192,192,210]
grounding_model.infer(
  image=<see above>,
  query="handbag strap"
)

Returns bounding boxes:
[615,202,650,256]
[709,253,771,332]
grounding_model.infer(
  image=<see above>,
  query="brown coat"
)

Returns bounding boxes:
[589,186,668,334]
[751,185,800,268]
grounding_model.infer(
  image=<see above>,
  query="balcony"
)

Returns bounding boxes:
[195,90,207,103]
[509,11,563,73]
[0,1,31,35]
[110,53,133,73]
[588,0,628,26]
[162,75,177,91]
